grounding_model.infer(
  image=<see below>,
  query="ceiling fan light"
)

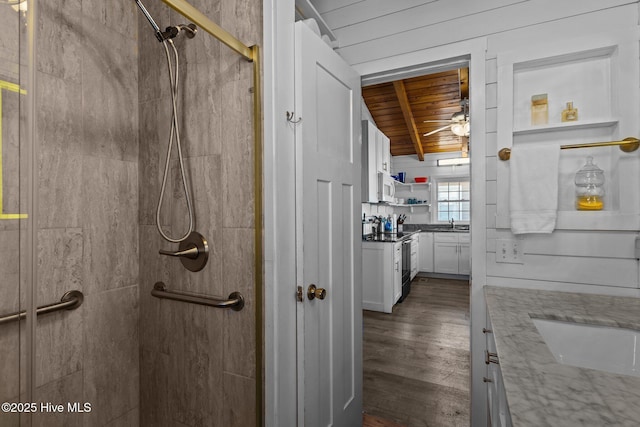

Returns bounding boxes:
[451,123,465,136]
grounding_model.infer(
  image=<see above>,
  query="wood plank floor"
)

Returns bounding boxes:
[363,276,471,427]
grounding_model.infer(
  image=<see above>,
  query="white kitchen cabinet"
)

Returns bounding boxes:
[361,120,392,203]
[361,120,379,203]
[393,242,402,303]
[410,233,419,280]
[362,241,402,313]
[418,232,433,272]
[433,232,470,275]
[379,132,390,175]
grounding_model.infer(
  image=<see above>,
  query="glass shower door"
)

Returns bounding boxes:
[0,1,33,426]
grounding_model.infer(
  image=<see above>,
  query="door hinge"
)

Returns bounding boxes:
[297,286,304,302]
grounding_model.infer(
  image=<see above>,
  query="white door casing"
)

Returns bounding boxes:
[294,22,363,427]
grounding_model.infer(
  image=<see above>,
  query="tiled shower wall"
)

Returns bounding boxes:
[138,0,261,426]
[31,0,140,426]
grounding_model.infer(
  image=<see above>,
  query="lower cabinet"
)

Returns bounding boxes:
[485,314,513,427]
[410,234,419,280]
[362,241,402,313]
[433,232,470,275]
[418,232,434,272]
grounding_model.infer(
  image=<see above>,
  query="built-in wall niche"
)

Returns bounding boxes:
[512,46,615,131]
[496,29,640,231]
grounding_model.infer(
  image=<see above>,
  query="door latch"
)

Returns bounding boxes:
[297,286,304,302]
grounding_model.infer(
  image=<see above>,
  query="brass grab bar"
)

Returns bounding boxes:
[151,282,244,311]
[0,290,84,325]
[498,137,640,161]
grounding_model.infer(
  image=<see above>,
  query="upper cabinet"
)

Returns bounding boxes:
[362,120,392,203]
[495,29,640,231]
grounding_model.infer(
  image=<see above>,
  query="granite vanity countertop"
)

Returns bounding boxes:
[484,286,640,426]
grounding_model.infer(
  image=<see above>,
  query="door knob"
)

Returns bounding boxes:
[307,284,327,301]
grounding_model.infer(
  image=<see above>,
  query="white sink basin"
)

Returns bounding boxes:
[532,317,640,377]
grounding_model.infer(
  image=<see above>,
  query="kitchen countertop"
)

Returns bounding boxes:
[402,223,469,233]
[485,286,640,426]
[362,230,419,242]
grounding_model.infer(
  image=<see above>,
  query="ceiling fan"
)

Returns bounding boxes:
[423,68,470,137]
[423,98,470,137]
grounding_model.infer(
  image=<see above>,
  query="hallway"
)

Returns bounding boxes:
[363,277,470,427]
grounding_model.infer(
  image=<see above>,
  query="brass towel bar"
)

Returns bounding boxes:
[0,290,84,325]
[151,282,244,311]
[498,137,640,161]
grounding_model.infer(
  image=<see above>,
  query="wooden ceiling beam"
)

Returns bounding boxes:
[393,80,425,161]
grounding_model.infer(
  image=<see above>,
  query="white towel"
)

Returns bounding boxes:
[509,144,560,234]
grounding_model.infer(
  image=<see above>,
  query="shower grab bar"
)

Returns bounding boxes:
[151,282,244,311]
[0,290,84,325]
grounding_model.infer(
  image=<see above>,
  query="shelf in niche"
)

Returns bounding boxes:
[513,119,618,136]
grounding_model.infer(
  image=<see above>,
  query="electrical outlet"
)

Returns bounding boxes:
[496,239,523,264]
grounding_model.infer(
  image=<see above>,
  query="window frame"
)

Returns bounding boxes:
[434,177,471,224]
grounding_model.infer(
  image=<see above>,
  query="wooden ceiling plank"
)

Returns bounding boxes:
[393,80,425,161]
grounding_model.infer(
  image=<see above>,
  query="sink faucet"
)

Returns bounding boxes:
[449,218,455,229]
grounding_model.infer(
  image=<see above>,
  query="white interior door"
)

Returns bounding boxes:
[294,21,362,427]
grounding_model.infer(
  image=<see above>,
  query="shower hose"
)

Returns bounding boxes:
[156,38,195,243]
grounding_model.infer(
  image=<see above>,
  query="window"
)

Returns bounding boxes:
[437,179,470,222]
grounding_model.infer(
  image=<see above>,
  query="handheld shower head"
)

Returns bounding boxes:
[134,0,164,42]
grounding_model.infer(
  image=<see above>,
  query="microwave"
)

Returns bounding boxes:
[378,172,396,203]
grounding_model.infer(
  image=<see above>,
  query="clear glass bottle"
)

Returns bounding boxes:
[575,156,604,210]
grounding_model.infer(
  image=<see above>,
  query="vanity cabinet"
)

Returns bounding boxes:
[433,233,469,275]
[485,314,513,427]
[362,241,402,313]
[361,120,392,203]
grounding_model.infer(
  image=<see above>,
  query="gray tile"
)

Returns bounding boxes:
[81,17,138,162]
[169,0,221,66]
[37,0,83,82]
[177,60,223,158]
[83,286,139,426]
[223,372,256,427]
[32,371,84,427]
[221,77,254,229]
[0,230,20,313]
[167,302,224,426]
[104,407,139,427]
[0,324,21,403]
[140,350,171,427]
[138,225,171,353]
[138,99,173,226]
[38,150,83,229]
[222,228,255,378]
[81,157,138,295]
[82,0,138,41]
[219,0,261,81]
[36,228,84,387]
[1,89,22,215]
[36,71,84,155]
[137,5,170,104]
